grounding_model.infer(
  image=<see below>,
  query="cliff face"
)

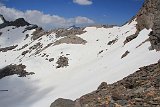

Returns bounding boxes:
[136,0,160,51]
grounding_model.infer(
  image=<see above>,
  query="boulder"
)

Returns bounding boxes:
[50,98,75,107]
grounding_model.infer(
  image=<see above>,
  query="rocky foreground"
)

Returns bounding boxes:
[51,61,160,107]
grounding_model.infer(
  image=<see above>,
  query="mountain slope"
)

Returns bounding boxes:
[0,1,160,107]
[50,0,160,106]
[51,61,159,107]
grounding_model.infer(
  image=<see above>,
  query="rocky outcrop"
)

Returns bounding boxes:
[124,0,160,49]
[31,27,46,40]
[49,58,54,62]
[121,50,130,59]
[9,18,30,27]
[0,45,18,52]
[50,98,75,107]
[107,38,118,45]
[56,56,69,68]
[0,64,35,79]
[123,33,138,45]
[54,35,87,46]
[136,0,160,51]
[53,28,86,38]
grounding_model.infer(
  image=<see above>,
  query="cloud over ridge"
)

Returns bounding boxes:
[0,6,94,29]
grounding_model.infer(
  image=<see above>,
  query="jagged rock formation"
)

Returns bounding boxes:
[9,18,30,27]
[50,61,160,107]
[0,15,31,29]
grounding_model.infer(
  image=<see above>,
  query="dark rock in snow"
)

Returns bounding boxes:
[107,38,118,45]
[121,50,130,59]
[49,58,54,62]
[21,50,29,56]
[124,33,138,45]
[0,45,18,52]
[0,64,34,79]
[25,24,38,30]
[56,56,69,68]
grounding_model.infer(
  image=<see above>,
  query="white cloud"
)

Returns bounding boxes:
[73,0,92,5]
[0,6,94,29]
[75,16,94,24]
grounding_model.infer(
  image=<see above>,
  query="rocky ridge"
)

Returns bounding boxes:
[0,15,30,29]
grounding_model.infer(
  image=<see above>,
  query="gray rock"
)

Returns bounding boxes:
[49,58,54,62]
[121,50,130,59]
[50,98,75,107]
[56,56,69,68]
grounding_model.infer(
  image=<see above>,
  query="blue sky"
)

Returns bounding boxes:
[0,0,144,29]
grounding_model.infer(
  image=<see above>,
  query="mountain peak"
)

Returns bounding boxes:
[9,18,30,27]
[0,15,30,29]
